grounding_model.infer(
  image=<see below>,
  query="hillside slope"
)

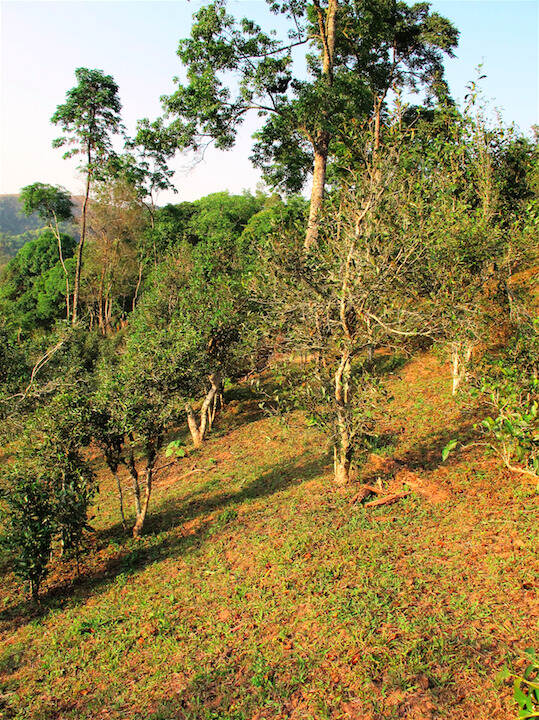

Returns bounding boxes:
[0,352,537,720]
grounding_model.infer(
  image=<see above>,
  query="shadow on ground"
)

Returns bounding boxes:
[360,411,482,484]
[0,453,327,630]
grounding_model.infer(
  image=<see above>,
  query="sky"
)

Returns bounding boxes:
[1,0,538,203]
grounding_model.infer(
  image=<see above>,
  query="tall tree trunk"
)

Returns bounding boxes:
[132,261,143,312]
[52,212,70,321]
[334,441,352,484]
[72,149,92,325]
[305,134,330,251]
[373,95,382,155]
[304,0,338,251]
[97,267,106,334]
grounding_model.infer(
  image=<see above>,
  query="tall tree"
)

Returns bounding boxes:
[19,183,74,320]
[162,0,457,249]
[51,68,123,324]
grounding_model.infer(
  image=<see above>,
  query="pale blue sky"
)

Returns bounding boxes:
[1,0,537,203]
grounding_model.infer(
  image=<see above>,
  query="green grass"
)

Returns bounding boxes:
[0,352,537,719]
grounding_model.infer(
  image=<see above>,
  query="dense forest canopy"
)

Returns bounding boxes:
[0,2,537,719]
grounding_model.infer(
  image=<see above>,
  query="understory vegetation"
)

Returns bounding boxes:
[0,1,537,718]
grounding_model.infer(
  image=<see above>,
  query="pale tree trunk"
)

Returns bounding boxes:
[97,266,106,334]
[373,95,382,155]
[126,438,159,539]
[185,372,222,448]
[451,341,473,395]
[132,457,154,538]
[334,442,352,485]
[305,135,330,250]
[334,351,352,483]
[132,261,143,312]
[104,294,112,334]
[304,0,338,251]
[72,148,92,325]
[52,212,70,321]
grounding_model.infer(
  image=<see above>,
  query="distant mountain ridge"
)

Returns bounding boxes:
[0,194,82,263]
[0,194,83,236]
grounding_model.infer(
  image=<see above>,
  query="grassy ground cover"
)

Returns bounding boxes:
[0,352,537,719]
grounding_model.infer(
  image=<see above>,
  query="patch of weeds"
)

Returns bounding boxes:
[365,431,397,456]
[165,439,187,459]
[75,616,122,636]
[215,508,238,528]
[497,648,539,719]
[136,701,178,720]
[251,654,276,698]
[0,641,25,674]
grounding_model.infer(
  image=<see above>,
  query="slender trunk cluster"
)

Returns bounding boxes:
[186,372,223,448]
[125,434,160,538]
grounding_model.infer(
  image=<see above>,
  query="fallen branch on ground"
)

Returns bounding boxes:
[350,485,384,504]
[365,490,410,508]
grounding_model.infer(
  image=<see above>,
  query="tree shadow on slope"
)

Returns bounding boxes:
[360,412,483,483]
[0,453,328,630]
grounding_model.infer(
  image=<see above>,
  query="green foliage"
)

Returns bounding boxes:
[119,116,178,204]
[165,439,187,458]
[498,649,539,719]
[0,228,76,332]
[163,0,457,191]
[144,191,264,261]
[20,183,73,225]
[51,67,124,174]
[475,328,539,482]
[0,382,96,598]
[441,439,458,462]
[143,201,197,260]
[0,465,55,600]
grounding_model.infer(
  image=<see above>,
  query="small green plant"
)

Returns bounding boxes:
[475,332,538,486]
[0,469,55,601]
[215,508,238,527]
[165,439,187,458]
[497,648,539,718]
[442,439,458,462]
[442,329,538,486]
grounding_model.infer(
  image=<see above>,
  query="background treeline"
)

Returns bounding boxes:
[0,195,80,267]
[0,0,537,607]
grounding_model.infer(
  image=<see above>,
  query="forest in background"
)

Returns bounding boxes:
[0,1,537,718]
[0,195,80,267]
